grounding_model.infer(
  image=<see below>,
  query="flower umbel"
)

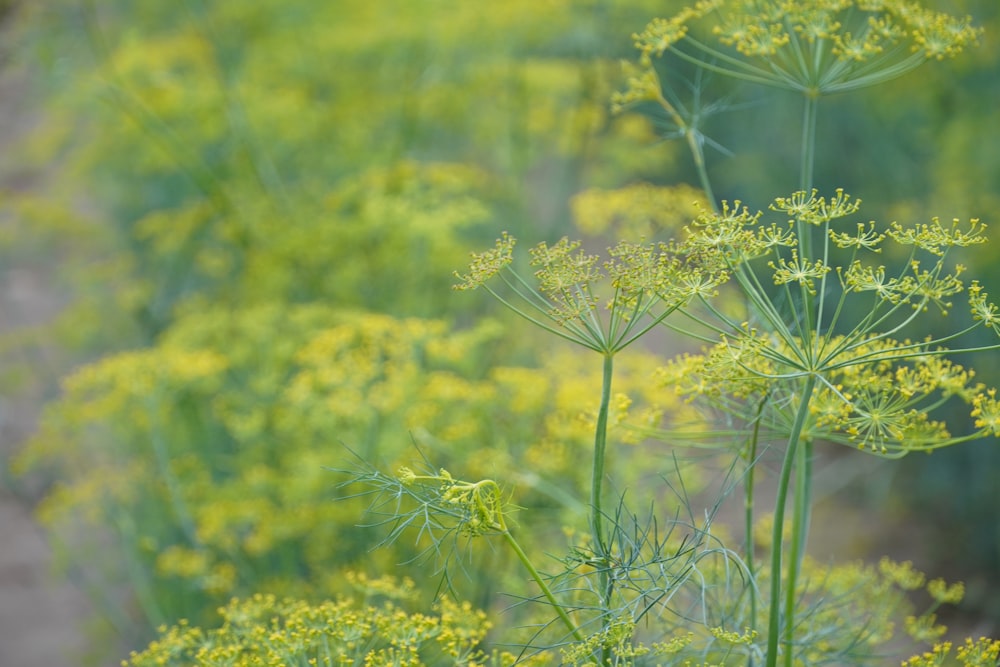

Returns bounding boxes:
[620,1,983,96]
[453,232,515,290]
[454,234,701,353]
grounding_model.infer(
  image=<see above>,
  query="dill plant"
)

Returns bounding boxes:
[609,3,994,665]
[350,1,1000,665]
[122,572,538,667]
[9,1,1000,665]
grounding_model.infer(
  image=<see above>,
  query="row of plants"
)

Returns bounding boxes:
[3,0,1000,665]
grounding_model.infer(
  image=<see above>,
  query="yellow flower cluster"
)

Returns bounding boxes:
[620,0,982,97]
[903,637,1000,667]
[123,587,506,667]
[570,183,709,240]
[659,330,994,455]
[17,303,688,634]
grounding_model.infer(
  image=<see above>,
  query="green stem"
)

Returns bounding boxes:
[591,352,615,665]
[590,353,614,557]
[782,440,813,667]
[653,89,717,211]
[745,393,770,665]
[501,530,585,642]
[764,375,817,667]
[686,129,717,212]
[797,94,820,281]
[799,93,819,193]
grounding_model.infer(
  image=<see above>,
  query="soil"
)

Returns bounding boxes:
[0,41,97,667]
[0,492,92,667]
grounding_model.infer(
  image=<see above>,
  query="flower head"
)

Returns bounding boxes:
[621,0,982,95]
[453,232,515,290]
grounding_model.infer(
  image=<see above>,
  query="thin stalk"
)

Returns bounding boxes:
[799,94,819,194]
[764,374,817,667]
[652,87,717,211]
[501,530,585,642]
[591,352,615,665]
[797,94,820,321]
[685,128,717,211]
[591,352,615,556]
[745,393,770,665]
[783,439,813,667]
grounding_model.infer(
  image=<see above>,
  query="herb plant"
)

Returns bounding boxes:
[351,1,1000,665]
[8,1,1000,665]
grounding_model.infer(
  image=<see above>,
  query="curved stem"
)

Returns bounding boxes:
[501,530,585,642]
[764,374,817,667]
[686,129,717,212]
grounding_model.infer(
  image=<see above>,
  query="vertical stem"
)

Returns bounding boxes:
[782,440,813,667]
[745,393,770,665]
[799,93,819,193]
[590,352,614,556]
[764,375,817,667]
[591,352,615,665]
[797,94,820,269]
[745,439,757,620]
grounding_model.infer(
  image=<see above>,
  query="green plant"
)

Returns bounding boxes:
[15,302,693,649]
[121,572,536,667]
[346,1,1000,665]
[10,1,1000,665]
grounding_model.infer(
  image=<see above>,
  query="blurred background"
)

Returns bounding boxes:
[0,0,998,665]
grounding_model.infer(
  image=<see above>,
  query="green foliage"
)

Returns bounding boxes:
[14,302,689,645]
[6,0,681,344]
[432,1,1000,665]
[5,0,1000,664]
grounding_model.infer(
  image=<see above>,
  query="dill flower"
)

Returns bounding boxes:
[622,0,982,96]
[968,281,1000,335]
[123,590,498,667]
[956,637,1000,665]
[927,578,965,605]
[454,233,711,353]
[829,221,886,251]
[629,189,1000,462]
[970,390,1000,436]
[453,232,515,290]
[769,252,831,294]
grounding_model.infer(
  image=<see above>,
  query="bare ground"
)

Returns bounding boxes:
[0,43,97,666]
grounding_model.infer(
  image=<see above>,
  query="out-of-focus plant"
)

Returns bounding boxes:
[2,0,697,658]
[14,303,693,648]
[4,0,681,346]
